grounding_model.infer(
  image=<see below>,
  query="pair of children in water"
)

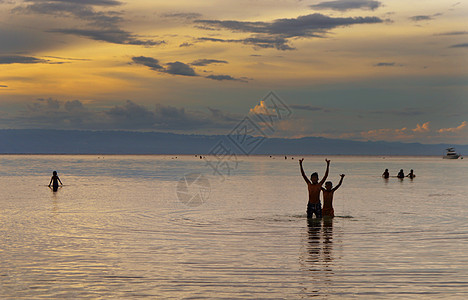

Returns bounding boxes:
[299,158,344,218]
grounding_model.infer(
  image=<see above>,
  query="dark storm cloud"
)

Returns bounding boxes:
[8,98,240,130]
[191,59,228,66]
[310,0,382,11]
[195,13,382,50]
[0,55,48,64]
[165,62,197,76]
[450,43,468,48]
[48,28,164,46]
[131,56,164,70]
[0,85,7,88]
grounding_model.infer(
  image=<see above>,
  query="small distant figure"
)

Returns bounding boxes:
[322,174,345,218]
[300,158,330,219]
[48,171,63,192]
[397,169,405,179]
[382,169,390,179]
[285,156,287,160]
[406,169,416,179]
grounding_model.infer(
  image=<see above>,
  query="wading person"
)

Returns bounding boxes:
[299,158,330,219]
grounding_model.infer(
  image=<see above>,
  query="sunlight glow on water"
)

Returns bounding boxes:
[0,155,467,298]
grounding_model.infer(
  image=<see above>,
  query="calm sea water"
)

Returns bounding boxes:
[0,155,467,299]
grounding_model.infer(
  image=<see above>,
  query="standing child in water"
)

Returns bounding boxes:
[48,171,63,191]
[321,174,345,217]
[299,158,330,218]
[382,169,390,179]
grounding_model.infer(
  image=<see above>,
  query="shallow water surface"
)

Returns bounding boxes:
[0,155,467,298]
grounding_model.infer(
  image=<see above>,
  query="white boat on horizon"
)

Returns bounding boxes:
[443,147,461,159]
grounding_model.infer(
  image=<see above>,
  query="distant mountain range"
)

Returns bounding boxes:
[0,129,466,156]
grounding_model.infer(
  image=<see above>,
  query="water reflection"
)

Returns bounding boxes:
[300,218,335,296]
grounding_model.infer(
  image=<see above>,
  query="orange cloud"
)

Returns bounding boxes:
[413,122,430,133]
[438,121,467,133]
[361,127,413,141]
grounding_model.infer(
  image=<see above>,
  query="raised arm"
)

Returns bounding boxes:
[319,159,330,185]
[332,174,345,192]
[299,158,311,184]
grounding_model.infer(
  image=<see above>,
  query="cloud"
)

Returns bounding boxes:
[409,13,442,22]
[132,56,197,77]
[14,0,124,28]
[310,0,382,11]
[374,62,395,67]
[132,56,245,81]
[450,43,468,48]
[48,28,164,46]
[435,31,468,36]
[195,13,383,50]
[163,12,202,19]
[438,121,467,133]
[369,108,423,116]
[165,62,197,76]
[7,98,240,131]
[198,36,294,51]
[132,56,164,70]
[196,14,383,38]
[13,0,163,47]
[361,127,412,141]
[0,85,7,88]
[179,42,193,47]
[413,122,430,133]
[290,104,325,111]
[0,55,48,64]
[205,74,246,82]
[191,59,228,66]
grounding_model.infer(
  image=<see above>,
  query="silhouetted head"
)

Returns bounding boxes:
[385,169,389,172]
[399,169,403,172]
[53,171,57,175]
[410,169,414,173]
[310,172,319,183]
[325,181,333,190]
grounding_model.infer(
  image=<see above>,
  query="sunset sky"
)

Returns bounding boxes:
[0,0,467,144]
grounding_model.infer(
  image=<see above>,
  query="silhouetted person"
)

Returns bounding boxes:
[397,169,405,179]
[321,174,345,218]
[48,171,62,192]
[382,169,390,179]
[299,158,330,219]
[406,169,416,179]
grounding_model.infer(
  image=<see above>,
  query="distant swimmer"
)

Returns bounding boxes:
[382,169,390,179]
[48,171,63,192]
[406,169,416,179]
[299,158,330,219]
[321,174,345,218]
[397,169,405,179]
